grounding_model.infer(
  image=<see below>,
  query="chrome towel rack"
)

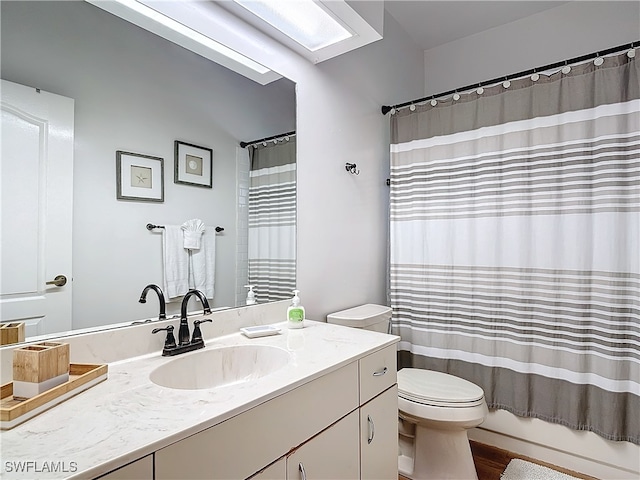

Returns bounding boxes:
[146,223,224,233]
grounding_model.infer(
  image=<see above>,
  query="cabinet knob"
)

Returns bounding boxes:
[298,462,307,480]
[367,415,375,444]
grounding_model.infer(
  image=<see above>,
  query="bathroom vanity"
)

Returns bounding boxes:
[0,317,399,480]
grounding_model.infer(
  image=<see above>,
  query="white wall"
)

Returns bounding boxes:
[421,2,640,478]
[1,1,295,329]
[424,1,640,96]
[187,2,425,321]
[296,10,425,318]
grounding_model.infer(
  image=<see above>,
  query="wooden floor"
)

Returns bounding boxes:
[400,441,597,480]
[469,441,597,480]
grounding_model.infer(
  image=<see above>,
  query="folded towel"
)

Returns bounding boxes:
[162,226,190,299]
[181,218,205,250]
[190,227,215,299]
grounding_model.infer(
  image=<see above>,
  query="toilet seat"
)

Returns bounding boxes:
[398,368,485,408]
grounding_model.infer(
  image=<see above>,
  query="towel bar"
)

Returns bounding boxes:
[146,223,224,233]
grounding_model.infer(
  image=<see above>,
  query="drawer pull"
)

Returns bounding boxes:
[299,462,307,480]
[367,415,375,444]
[372,367,388,377]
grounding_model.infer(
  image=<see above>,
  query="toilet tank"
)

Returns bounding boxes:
[326,304,392,333]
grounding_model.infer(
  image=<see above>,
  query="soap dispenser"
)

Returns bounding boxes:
[245,285,256,305]
[287,290,305,329]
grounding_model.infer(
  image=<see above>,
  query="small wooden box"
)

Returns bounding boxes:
[0,322,25,346]
[13,342,70,399]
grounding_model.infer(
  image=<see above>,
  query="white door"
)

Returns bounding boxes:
[0,79,74,337]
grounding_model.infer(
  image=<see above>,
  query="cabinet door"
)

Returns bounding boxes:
[287,410,360,480]
[95,455,153,480]
[360,385,398,480]
[250,458,286,480]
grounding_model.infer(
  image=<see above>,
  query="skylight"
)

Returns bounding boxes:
[106,0,270,75]
[232,0,353,52]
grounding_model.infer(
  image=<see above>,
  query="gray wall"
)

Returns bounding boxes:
[0,1,296,329]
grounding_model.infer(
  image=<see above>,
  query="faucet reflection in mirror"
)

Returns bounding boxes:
[139,284,167,321]
[152,289,213,357]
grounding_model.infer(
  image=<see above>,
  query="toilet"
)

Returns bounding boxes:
[327,304,488,480]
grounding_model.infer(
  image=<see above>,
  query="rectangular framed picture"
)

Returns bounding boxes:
[174,141,213,188]
[116,151,164,202]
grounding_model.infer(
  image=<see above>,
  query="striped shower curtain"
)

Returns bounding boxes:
[389,50,639,443]
[248,138,296,303]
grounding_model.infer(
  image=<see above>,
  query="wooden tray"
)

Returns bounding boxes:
[0,363,108,430]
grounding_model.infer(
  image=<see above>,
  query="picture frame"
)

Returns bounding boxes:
[116,151,164,202]
[174,141,213,188]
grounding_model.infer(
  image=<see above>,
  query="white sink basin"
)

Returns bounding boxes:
[149,345,291,390]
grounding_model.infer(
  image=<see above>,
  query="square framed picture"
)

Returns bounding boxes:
[116,151,164,202]
[174,141,213,188]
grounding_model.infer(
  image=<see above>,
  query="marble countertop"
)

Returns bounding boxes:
[1,320,398,479]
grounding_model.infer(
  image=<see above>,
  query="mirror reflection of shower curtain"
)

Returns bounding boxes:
[248,138,296,303]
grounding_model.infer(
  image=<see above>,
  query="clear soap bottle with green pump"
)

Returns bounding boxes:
[287,290,305,329]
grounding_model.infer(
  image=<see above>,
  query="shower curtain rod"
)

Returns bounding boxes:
[381,40,638,115]
[240,130,296,148]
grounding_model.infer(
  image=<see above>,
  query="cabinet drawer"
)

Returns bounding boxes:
[95,455,153,480]
[359,345,397,404]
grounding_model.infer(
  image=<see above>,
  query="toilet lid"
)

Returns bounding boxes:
[397,368,485,407]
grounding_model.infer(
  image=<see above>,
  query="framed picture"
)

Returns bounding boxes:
[116,151,164,202]
[174,141,213,188]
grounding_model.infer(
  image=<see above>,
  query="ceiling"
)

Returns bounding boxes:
[383,1,569,51]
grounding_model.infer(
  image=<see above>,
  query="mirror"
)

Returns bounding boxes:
[0,1,296,341]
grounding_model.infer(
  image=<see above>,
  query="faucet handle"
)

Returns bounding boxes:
[152,325,177,351]
[191,319,212,345]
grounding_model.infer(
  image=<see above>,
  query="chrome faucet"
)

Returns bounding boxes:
[152,289,212,356]
[139,284,167,321]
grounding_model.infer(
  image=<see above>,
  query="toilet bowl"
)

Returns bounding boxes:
[326,304,488,480]
[397,368,488,480]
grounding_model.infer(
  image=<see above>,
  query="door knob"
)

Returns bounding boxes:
[46,275,67,287]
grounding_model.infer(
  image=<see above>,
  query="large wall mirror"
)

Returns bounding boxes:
[0,1,296,342]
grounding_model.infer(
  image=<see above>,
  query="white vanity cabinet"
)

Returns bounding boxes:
[358,345,399,480]
[95,455,153,480]
[120,344,398,480]
[155,363,359,480]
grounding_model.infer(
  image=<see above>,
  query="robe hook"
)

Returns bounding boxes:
[345,163,360,175]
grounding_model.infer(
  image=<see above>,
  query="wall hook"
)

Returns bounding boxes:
[345,163,360,175]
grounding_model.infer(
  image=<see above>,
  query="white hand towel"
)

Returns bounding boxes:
[181,218,205,250]
[162,225,190,299]
[190,227,215,300]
